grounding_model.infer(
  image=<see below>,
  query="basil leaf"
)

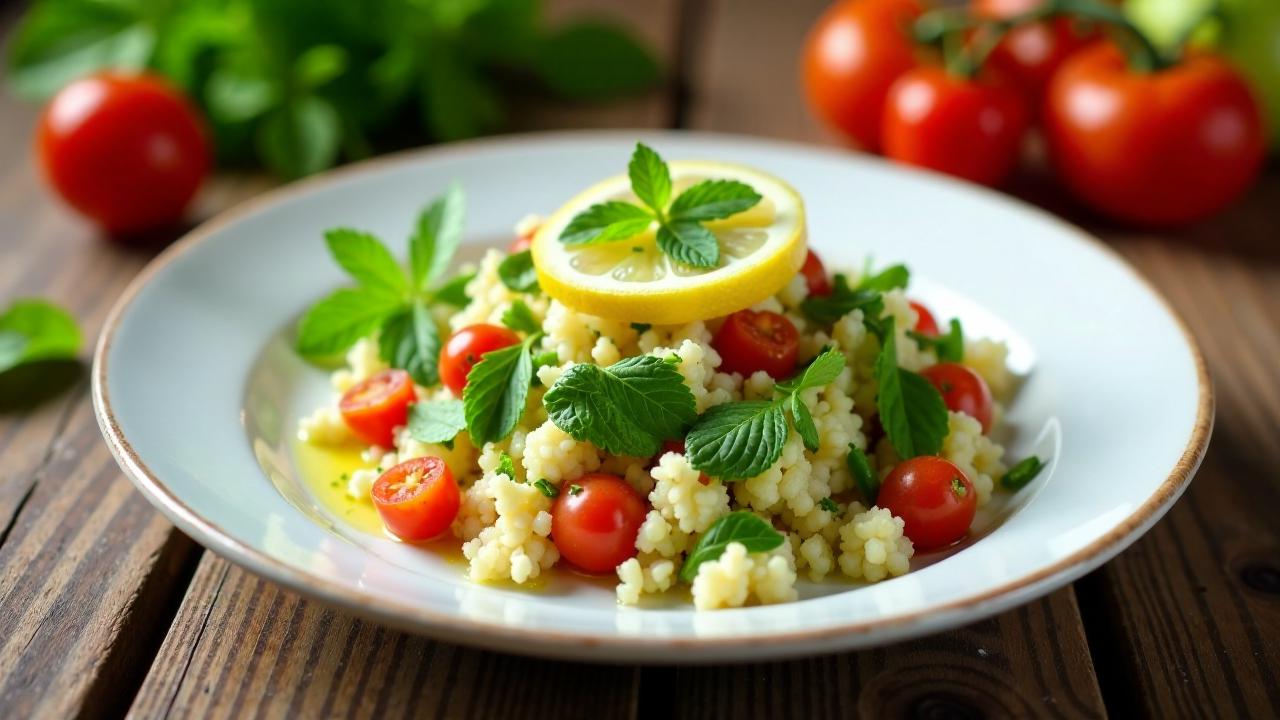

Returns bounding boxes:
[629,143,672,214]
[908,319,964,363]
[875,318,948,458]
[801,275,884,326]
[669,179,761,222]
[432,271,475,307]
[846,444,878,505]
[1002,456,1047,490]
[324,228,407,299]
[408,400,466,445]
[656,221,718,268]
[462,338,534,445]
[296,288,403,358]
[534,22,661,100]
[791,393,820,452]
[498,250,539,293]
[544,355,697,457]
[410,184,465,292]
[679,511,784,583]
[858,264,910,292]
[0,299,81,373]
[559,201,652,246]
[378,300,440,386]
[686,401,788,480]
[501,300,541,335]
[774,348,845,394]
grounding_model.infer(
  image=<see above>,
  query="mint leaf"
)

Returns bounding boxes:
[533,478,559,498]
[379,300,440,386]
[669,179,761,222]
[656,222,718,268]
[629,143,671,214]
[497,451,517,479]
[410,184,464,292]
[686,401,788,479]
[408,400,466,444]
[544,355,697,457]
[801,274,884,326]
[463,337,534,445]
[846,444,878,504]
[559,201,652,245]
[858,264,910,292]
[679,511,784,583]
[498,250,539,293]
[433,271,475,307]
[908,319,964,363]
[0,299,81,373]
[875,318,948,458]
[296,288,404,358]
[324,228,407,299]
[791,394,820,452]
[530,350,559,387]
[1002,456,1047,490]
[775,348,845,394]
[501,300,541,335]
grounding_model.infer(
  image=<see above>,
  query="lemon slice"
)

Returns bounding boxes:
[531,161,807,325]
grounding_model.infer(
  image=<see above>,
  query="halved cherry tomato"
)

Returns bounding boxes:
[909,300,939,336]
[508,235,532,253]
[713,310,800,379]
[340,369,416,447]
[800,250,833,297]
[878,456,977,550]
[803,0,924,151]
[551,473,647,574]
[921,362,994,433]
[371,456,460,541]
[971,0,1101,106]
[439,324,521,397]
[883,65,1031,187]
[660,439,710,485]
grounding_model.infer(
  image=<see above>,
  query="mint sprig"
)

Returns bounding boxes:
[498,250,539,293]
[679,511,784,583]
[408,399,466,445]
[558,143,761,269]
[379,300,441,386]
[501,300,541,335]
[908,318,964,363]
[463,335,538,445]
[875,317,949,458]
[801,274,885,327]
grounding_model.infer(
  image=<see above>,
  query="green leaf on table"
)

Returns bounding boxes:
[257,95,341,178]
[875,318,948,458]
[669,180,761,222]
[846,444,878,505]
[410,184,465,292]
[0,299,81,373]
[656,222,719,268]
[325,228,407,299]
[501,300,541,335]
[543,355,697,457]
[534,22,661,100]
[857,264,910,292]
[378,300,440,386]
[908,319,965,363]
[408,399,466,445]
[679,511,784,583]
[686,401,788,480]
[628,142,672,215]
[433,271,475,307]
[498,250,539,293]
[296,288,403,358]
[559,201,653,246]
[463,337,535,445]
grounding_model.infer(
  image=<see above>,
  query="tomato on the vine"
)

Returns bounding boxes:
[972,0,1101,104]
[439,324,522,397]
[340,369,417,447]
[921,362,994,433]
[878,456,977,550]
[713,310,800,379]
[800,250,833,297]
[551,473,647,574]
[372,456,460,541]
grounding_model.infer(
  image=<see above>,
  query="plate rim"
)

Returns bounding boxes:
[91,129,1214,660]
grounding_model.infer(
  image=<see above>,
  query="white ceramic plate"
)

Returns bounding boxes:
[93,131,1211,663]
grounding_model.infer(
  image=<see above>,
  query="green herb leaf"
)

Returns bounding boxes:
[908,319,964,363]
[656,222,718,268]
[296,288,403,358]
[791,393,820,452]
[819,497,842,516]
[857,264,910,292]
[501,300,541,335]
[774,348,845,395]
[378,300,440,386]
[628,143,672,215]
[463,337,534,445]
[630,323,652,334]
[497,450,517,480]
[433,271,475,307]
[543,355,697,457]
[801,274,885,326]
[256,95,340,179]
[669,179,761,222]
[498,250,539,293]
[846,444,878,505]
[534,22,661,100]
[408,399,466,445]
[8,10,153,100]
[1002,456,1047,490]
[679,511,784,583]
[533,478,558,498]
[567,483,583,496]
[324,228,407,299]
[0,299,81,373]
[410,184,465,292]
[559,201,653,246]
[875,318,949,458]
[530,350,559,387]
[686,401,788,480]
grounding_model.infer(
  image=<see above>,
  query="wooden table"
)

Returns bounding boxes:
[2,1,1277,717]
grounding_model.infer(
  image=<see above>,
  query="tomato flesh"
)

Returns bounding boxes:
[878,456,977,551]
[439,324,522,397]
[800,250,832,296]
[713,310,800,379]
[551,473,647,574]
[909,300,939,336]
[921,363,994,433]
[340,369,416,447]
[372,456,460,541]
[37,72,208,236]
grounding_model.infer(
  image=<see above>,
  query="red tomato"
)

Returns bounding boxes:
[909,300,939,336]
[803,0,923,151]
[800,250,833,296]
[882,65,1031,187]
[340,369,417,447]
[372,456,460,541]
[439,324,521,397]
[508,235,532,253]
[971,0,1100,105]
[660,439,710,485]
[878,456,977,550]
[921,363,994,433]
[1043,44,1265,227]
[37,72,208,236]
[551,473,647,574]
[713,310,800,379]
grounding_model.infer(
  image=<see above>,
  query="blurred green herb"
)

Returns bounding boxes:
[0,299,81,374]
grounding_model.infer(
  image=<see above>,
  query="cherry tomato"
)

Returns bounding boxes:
[371,456,460,541]
[883,65,1031,187]
[803,0,924,151]
[713,310,800,379]
[508,235,532,253]
[1043,43,1265,227]
[909,300,939,336]
[921,362,994,433]
[878,456,977,550]
[551,473,647,574]
[37,72,208,236]
[800,250,833,296]
[660,439,711,485]
[340,369,417,447]
[439,324,521,397]
[971,0,1101,105]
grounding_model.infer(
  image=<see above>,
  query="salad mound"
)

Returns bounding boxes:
[296,143,1037,610]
